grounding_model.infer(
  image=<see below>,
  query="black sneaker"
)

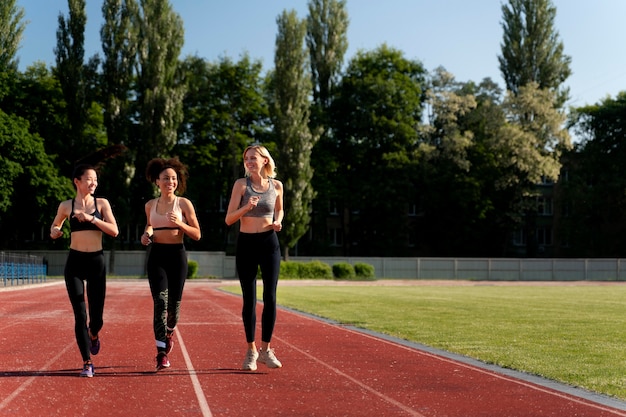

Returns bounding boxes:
[89,336,100,355]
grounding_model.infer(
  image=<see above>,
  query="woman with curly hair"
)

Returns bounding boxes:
[140,157,201,371]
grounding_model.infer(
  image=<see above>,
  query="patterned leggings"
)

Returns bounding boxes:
[147,243,187,353]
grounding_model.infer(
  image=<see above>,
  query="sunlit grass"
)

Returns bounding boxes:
[222,283,626,400]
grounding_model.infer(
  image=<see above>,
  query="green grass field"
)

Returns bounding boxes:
[221,282,626,400]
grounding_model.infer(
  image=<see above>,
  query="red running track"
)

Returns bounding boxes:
[1,280,626,417]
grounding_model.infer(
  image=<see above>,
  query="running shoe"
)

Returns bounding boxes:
[156,352,170,371]
[242,349,259,371]
[165,331,174,355]
[80,362,94,378]
[89,335,100,356]
[258,348,282,368]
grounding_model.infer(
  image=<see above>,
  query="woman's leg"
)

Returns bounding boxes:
[64,250,90,362]
[260,231,281,343]
[147,246,169,353]
[236,233,259,344]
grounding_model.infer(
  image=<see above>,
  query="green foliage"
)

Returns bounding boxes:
[300,260,333,279]
[354,262,375,279]
[187,260,198,278]
[279,261,300,279]
[332,262,354,279]
[0,0,26,72]
[280,260,333,279]
[498,0,571,106]
[0,109,73,247]
[270,10,319,257]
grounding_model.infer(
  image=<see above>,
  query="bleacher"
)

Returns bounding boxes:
[1,252,47,286]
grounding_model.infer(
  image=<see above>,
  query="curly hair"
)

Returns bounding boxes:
[145,157,189,195]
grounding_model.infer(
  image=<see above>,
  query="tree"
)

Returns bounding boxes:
[329,45,427,255]
[130,0,185,226]
[496,82,570,255]
[269,10,319,258]
[0,109,73,248]
[0,0,25,73]
[99,0,138,251]
[177,54,269,251]
[498,0,571,106]
[55,0,105,169]
[562,93,626,256]
[306,0,348,126]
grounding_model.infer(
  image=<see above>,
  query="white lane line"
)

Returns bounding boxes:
[176,329,213,417]
[274,335,427,417]
[334,327,626,416]
[0,343,74,411]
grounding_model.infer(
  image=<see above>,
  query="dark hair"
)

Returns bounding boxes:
[145,157,189,195]
[71,164,98,190]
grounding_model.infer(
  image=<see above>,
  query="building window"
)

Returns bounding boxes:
[329,200,339,215]
[329,227,343,247]
[512,229,525,246]
[537,197,553,215]
[536,226,553,246]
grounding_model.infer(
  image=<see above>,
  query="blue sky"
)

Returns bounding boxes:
[15,0,626,108]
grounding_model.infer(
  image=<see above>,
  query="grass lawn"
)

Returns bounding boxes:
[221,282,626,400]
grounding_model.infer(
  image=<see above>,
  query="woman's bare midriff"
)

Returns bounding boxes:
[239,217,273,234]
[152,229,184,244]
[70,230,104,252]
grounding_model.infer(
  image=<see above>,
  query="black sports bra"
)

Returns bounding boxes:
[69,197,103,232]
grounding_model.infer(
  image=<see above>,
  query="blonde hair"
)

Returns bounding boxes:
[243,145,276,178]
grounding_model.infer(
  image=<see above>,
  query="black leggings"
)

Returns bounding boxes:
[64,249,106,362]
[147,243,187,353]
[236,230,281,343]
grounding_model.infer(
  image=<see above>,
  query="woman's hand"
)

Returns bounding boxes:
[141,232,152,246]
[247,196,259,211]
[50,226,63,239]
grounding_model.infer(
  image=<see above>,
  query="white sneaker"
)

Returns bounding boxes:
[258,348,282,368]
[242,349,259,371]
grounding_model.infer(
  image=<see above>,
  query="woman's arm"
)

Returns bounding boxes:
[272,179,284,232]
[141,200,154,245]
[93,198,119,237]
[178,198,201,241]
[50,200,69,239]
[225,179,256,226]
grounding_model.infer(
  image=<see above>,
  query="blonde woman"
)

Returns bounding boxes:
[226,145,284,371]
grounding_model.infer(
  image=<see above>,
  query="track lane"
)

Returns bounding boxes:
[2,280,626,416]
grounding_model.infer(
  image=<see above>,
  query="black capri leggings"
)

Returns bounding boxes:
[64,249,106,362]
[236,230,281,343]
[147,243,187,353]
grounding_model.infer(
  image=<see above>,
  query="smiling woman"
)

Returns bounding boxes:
[49,163,120,377]
[141,156,201,371]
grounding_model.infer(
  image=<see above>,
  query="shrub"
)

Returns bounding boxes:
[332,262,355,279]
[354,262,375,279]
[187,260,199,278]
[279,261,301,279]
[300,260,333,279]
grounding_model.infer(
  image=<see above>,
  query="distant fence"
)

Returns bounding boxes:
[10,250,626,281]
[1,252,47,286]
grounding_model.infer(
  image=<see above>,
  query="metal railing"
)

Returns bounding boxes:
[1,252,47,286]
